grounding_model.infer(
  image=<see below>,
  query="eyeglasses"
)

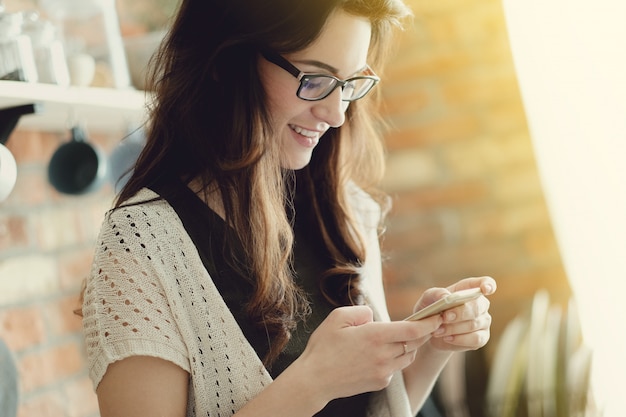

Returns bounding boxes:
[261,50,380,102]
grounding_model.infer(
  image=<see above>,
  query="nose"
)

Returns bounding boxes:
[311,87,348,128]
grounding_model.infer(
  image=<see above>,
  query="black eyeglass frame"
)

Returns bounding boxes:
[261,49,380,102]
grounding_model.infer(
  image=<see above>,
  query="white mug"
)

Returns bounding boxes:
[0,143,17,202]
[67,53,96,87]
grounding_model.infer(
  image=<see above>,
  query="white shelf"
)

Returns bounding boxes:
[0,80,150,134]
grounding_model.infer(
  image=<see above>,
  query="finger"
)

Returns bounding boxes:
[365,316,442,342]
[378,315,442,343]
[401,335,431,355]
[447,276,497,296]
[435,314,492,338]
[441,295,491,323]
[396,341,410,358]
[436,328,491,350]
[390,342,420,369]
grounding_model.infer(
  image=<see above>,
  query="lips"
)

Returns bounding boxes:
[289,124,320,138]
[288,124,323,148]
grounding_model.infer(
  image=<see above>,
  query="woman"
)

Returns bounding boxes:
[82,0,496,416]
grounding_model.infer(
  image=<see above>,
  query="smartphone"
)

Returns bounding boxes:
[403,287,483,321]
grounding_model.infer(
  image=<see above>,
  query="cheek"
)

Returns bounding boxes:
[258,61,298,120]
[266,84,300,120]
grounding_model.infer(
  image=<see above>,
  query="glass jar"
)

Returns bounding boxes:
[22,11,70,85]
[0,11,38,82]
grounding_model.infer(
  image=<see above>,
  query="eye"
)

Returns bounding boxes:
[301,77,325,91]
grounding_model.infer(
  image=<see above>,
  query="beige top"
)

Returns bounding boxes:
[82,187,413,417]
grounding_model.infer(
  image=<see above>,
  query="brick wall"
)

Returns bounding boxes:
[0,0,572,415]
[0,129,118,417]
[380,0,571,355]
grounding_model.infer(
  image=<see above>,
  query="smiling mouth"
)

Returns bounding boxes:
[289,124,320,138]
[288,124,322,148]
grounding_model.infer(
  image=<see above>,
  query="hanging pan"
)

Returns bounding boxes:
[48,125,107,195]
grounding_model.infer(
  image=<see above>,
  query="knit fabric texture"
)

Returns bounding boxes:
[82,187,413,417]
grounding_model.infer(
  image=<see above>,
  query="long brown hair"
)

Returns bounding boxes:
[116,0,411,365]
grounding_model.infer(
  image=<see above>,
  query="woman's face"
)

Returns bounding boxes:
[258,10,373,170]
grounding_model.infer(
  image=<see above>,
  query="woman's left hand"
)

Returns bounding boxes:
[413,276,497,352]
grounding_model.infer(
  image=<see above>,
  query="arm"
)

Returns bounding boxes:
[96,355,326,417]
[96,306,443,417]
[97,356,189,417]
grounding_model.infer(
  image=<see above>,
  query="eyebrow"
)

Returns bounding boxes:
[293,59,368,78]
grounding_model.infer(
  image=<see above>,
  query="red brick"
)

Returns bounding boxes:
[383,216,445,255]
[459,202,552,241]
[391,181,489,214]
[58,247,94,291]
[441,72,521,107]
[386,48,475,81]
[64,376,100,417]
[388,241,522,290]
[460,131,535,172]
[19,342,84,393]
[5,130,59,165]
[2,168,51,207]
[384,112,482,149]
[77,200,113,244]
[34,207,84,251]
[45,296,83,336]
[383,257,418,287]
[17,390,66,417]
[483,100,529,134]
[491,166,545,204]
[383,149,440,191]
[380,84,433,119]
[0,307,46,351]
[385,285,428,321]
[0,214,29,252]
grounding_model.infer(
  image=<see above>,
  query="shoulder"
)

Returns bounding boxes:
[345,181,386,232]
[97,188,190,262]
[104,188,183,234]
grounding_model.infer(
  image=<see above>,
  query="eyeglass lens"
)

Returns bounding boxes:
[299,75,376,101]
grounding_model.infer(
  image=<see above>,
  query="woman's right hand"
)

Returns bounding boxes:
[293,305,443,404]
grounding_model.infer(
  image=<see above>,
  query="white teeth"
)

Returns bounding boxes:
[290,125,317,138]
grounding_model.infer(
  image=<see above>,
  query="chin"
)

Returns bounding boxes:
[281,153,314,170]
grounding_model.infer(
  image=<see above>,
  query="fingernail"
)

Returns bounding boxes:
[484,284,493,294]
[435,327,445,336]
[445,312,456,321]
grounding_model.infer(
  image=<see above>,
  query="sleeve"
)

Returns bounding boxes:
[82,202,190,389]
[347,184,390,321]
[347,185,414,417]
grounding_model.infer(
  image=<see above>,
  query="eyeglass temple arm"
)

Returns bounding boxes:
[260,50,303,80]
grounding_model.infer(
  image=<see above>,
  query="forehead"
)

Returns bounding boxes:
[287,10,372,77]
